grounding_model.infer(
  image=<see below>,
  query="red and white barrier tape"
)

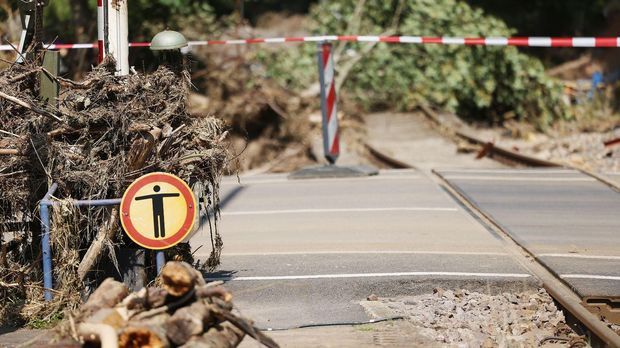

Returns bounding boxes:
[2,36,620,51]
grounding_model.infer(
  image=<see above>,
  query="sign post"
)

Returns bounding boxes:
[317,42,340,164]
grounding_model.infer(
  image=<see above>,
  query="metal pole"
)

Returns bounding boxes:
[40,183,58,301]
[156,251,166,273]
[73,198,122,207]
[317,42,340,164]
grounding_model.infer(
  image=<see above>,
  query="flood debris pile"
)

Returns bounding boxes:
[0,56,229,325]
[192,46,316,172]
[64,261,278,348]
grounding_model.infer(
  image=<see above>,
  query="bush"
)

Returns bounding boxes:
[259,0,571,128]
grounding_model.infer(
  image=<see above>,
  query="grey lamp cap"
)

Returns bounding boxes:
[150,30,188,51]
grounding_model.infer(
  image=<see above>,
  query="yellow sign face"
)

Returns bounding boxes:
[120,172,197,250]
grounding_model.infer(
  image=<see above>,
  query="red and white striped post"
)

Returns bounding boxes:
[317,42,340,164]
[97,0,104,64]
[97,0,129,75]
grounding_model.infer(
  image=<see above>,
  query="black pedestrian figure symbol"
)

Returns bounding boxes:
[135,185,180,238]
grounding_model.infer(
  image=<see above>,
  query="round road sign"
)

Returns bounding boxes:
[120,172,196,250]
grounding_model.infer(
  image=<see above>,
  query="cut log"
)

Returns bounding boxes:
[135,312,171,327]
[84,308,126,329]
[195,285,232,302]
[164,304,210,345]
[161,261,198,297]
[119,324,170,348]
[131,287,195,322]
[146,287,169,308]
[121,287,147,310]
[82,278,128,315]
[211,307,279,348]
[78,323,118,348]
[178,322,245,348]
[164,300,213,345]
[77,208,119,280]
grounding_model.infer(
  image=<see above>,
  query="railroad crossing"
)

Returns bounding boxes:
[189,164,619,331]
[191,170,534,328]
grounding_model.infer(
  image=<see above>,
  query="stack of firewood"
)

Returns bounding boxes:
[72,261,278,348]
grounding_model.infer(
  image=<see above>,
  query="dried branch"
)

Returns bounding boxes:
[0,90,63,122]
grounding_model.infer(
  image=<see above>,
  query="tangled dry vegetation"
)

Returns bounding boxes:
[57,261,278,348]
[0,54,229,326]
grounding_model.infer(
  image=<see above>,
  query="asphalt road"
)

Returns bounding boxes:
[436,168,620,298]
[190,170,535,329]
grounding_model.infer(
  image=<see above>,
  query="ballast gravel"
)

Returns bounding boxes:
[372,288,589,347]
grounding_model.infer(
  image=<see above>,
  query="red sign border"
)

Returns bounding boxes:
[120,172,196,250]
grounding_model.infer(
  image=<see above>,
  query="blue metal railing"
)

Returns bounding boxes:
[39,182,165,301]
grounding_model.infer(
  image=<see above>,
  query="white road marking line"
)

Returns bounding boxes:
[443,176,595,182]
[538,254,620,261]
[207,271,532,281]
[221,175,422,185]
[561,274,620,281]
[221,207,458,216]
[220,251,509,257]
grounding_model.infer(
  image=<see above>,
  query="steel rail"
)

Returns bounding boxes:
[364,143,414,169]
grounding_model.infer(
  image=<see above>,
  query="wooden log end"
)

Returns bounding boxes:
[161,261,198,297]
[119,325,169,348]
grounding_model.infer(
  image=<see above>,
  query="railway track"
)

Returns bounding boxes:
[364,110,620,347]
